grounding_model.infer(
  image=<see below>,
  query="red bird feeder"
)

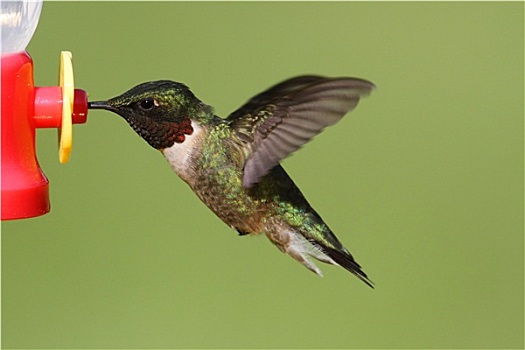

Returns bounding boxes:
[1,1,89,220]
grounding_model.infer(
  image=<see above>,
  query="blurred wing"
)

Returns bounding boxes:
[227,75,327,121]
[227,76,375,188]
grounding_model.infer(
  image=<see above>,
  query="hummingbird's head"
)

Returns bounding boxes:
[89,80,211,149]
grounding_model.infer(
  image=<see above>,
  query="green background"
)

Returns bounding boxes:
[2,2,523,349]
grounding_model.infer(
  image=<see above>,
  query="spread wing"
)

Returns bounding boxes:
[227,75,375,188]
[227,75,328,121]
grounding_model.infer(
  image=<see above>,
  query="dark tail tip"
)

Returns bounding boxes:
[324,246,374,288]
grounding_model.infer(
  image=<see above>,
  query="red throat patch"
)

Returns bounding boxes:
[169,117,194,144]
[133,116,195,149]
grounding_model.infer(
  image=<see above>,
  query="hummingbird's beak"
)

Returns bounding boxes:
[88,101,115,111]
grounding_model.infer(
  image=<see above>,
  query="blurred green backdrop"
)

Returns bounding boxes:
[2,2,523,349]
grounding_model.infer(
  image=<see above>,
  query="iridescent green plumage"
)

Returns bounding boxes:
[88,75,375,287]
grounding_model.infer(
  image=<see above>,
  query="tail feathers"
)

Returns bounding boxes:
[322,245,374,288]
[274,230,373,287]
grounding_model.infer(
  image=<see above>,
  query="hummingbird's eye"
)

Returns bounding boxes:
[139,98,156,110]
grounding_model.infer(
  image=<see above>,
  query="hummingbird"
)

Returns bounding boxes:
[88,75,375,287]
